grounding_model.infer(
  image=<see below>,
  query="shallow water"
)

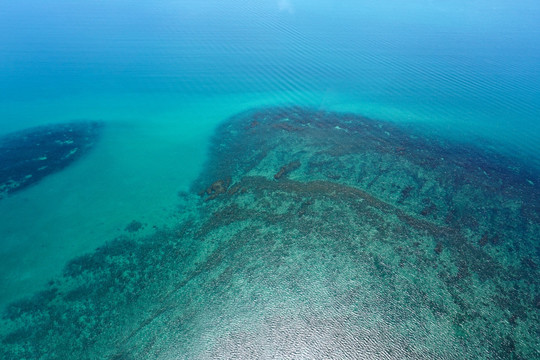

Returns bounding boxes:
[1,1,539,359]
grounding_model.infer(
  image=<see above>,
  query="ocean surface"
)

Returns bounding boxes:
[1,0,539,358]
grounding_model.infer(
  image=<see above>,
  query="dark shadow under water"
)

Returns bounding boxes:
[0,121,103,199]
[1,107,539,359]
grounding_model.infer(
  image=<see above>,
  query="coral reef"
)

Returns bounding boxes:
[201,178,231,201]
[0,121,103,199]
[274,160,301,180]
[1,107,538,359]
[125,220,144,233]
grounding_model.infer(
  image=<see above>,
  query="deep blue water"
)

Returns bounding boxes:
[1,1,539,358]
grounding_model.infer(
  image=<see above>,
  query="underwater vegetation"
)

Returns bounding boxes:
[1,107,538,359]
[0,121,103,199]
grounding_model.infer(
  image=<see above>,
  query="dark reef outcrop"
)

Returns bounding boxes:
[274,160,301,180]
[125,220,144,233]
[1,107,539,359]
[0,121,103,199]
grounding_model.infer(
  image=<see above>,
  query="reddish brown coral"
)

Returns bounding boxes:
[205,178,231,201]
[274,161,301,180]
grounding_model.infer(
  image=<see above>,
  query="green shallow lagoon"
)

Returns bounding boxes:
[1,107,538,359]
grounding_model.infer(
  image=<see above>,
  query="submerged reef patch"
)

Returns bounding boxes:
[124,220,144,233]
[1,107,539,359]
[0,121,103,199]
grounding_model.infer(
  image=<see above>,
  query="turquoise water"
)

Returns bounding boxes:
[1,1,539,358]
